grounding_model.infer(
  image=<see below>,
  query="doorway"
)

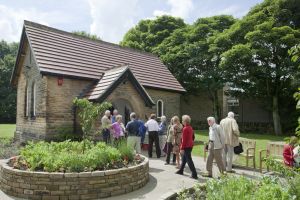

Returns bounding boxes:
[112,99,133,125]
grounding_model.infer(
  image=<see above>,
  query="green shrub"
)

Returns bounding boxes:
[0,138,19,159]
[177,176,293,200]
[206,176,254,200]
[15,140,134,172]
[288,174,300,199]
[116,140,135,162]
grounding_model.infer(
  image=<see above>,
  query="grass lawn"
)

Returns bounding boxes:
[193,130,286,169]
[0,124,16,138]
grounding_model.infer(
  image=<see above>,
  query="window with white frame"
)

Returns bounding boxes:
[30,82,36,117]
[157,100,164,117]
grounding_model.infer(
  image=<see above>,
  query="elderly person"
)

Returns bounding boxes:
[165,117,176,165]
[175,115,198,179]
[204,116,225,178]
[126,112,141,154]
[111,115,125,144]
[283,136,298,167]
[111,109,118,123]
[220,111,240,172]
[101,110,112,144]
[158,116,167,157]
[145,114,161,158]
[172,116,183,168]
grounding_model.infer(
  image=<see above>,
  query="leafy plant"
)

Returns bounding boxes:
[73,98,111,152]
[15,140,135,172]
[264,156,299,177]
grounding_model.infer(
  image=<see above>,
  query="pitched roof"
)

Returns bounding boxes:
[11,20,185,93]
[85,65,155,107]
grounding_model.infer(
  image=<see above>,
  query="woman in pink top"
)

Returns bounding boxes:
[112,115,125,144]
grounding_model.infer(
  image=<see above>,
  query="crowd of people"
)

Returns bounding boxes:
[100,109,299,180]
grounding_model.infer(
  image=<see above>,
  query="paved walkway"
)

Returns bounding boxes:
[0,152,261,200]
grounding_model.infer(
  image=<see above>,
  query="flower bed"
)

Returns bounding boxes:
[8,140,140,172]
[0,140,149,199]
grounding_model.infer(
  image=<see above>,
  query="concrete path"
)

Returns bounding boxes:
[0,152,262,200]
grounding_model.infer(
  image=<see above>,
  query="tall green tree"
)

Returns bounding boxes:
[156,15,236,121]
[120,15,186,53]
[218,0,300,135]
[0,40,18,123]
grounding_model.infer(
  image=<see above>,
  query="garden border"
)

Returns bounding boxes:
[0,156,149,200]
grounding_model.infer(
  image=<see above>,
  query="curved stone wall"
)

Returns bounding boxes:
[0,157,149,200]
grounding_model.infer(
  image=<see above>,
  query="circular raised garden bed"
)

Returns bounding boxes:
[0,156,149,200]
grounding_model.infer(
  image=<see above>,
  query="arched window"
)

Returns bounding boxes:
[30,82,36,117]
[24,83,29,117]
[157,100,164,117]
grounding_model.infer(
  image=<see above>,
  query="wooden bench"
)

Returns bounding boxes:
[203,137,256,169]
[259,141,285,173]
[239,138,256,169]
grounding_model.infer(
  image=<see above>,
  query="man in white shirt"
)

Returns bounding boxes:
[204,116,225,178]
[145,114,161,158]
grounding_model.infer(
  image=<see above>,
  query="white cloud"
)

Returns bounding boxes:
[215,5,247,18]
[88,0,140,44]
[0,4,72,42]
[153,0,194,19]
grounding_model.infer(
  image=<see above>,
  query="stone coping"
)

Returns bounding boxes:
[0,156,149,200]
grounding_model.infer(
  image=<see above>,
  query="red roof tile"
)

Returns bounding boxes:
[22,21,185,92]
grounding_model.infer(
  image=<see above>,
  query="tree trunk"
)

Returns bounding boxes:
[272,95,282,135]
[213,90,221,123]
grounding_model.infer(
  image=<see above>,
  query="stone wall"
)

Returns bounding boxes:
[15,41,48,142]
[105,80,181,121]
[46,76,92,140]
[146,88,181,121]
[0,157,149,200]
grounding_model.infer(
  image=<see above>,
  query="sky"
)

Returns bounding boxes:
[0,0,263,44]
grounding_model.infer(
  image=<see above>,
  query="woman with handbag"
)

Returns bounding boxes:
[165,117,176,165]
[172,116,183,169]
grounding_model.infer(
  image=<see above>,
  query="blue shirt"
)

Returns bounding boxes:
[158,122,167,135]
[138,120,147,142]
[126,119,140,136]
[111,115,116,124]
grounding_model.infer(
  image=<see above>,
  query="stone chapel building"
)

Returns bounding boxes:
[11,21,186,142]
[11,21,273,142]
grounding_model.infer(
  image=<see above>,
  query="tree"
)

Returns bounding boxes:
[218,0,300,135]
[73,98,111,140]
[72,31,101,41]
[120,15,186,53]
[289,44,300,136]
[156,15,236,121]
[0,40,18,123]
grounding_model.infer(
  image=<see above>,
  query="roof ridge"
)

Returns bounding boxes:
[23,20,159,58]
[106,63,129,72]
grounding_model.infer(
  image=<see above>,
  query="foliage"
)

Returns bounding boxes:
[14,140,135,172]
[156,15,236,120]
[294,89,300,137]
[290,45,300,137]
[0,138,19,159]
[54,125,82,142]
[265,156,300,177]
[217,0,300,135]
[72,31,101,41]
[177,176,291,200]
[120,15,186,53]
[0,40,18,123]
[116,140,135,163]
[73,98,111,140]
